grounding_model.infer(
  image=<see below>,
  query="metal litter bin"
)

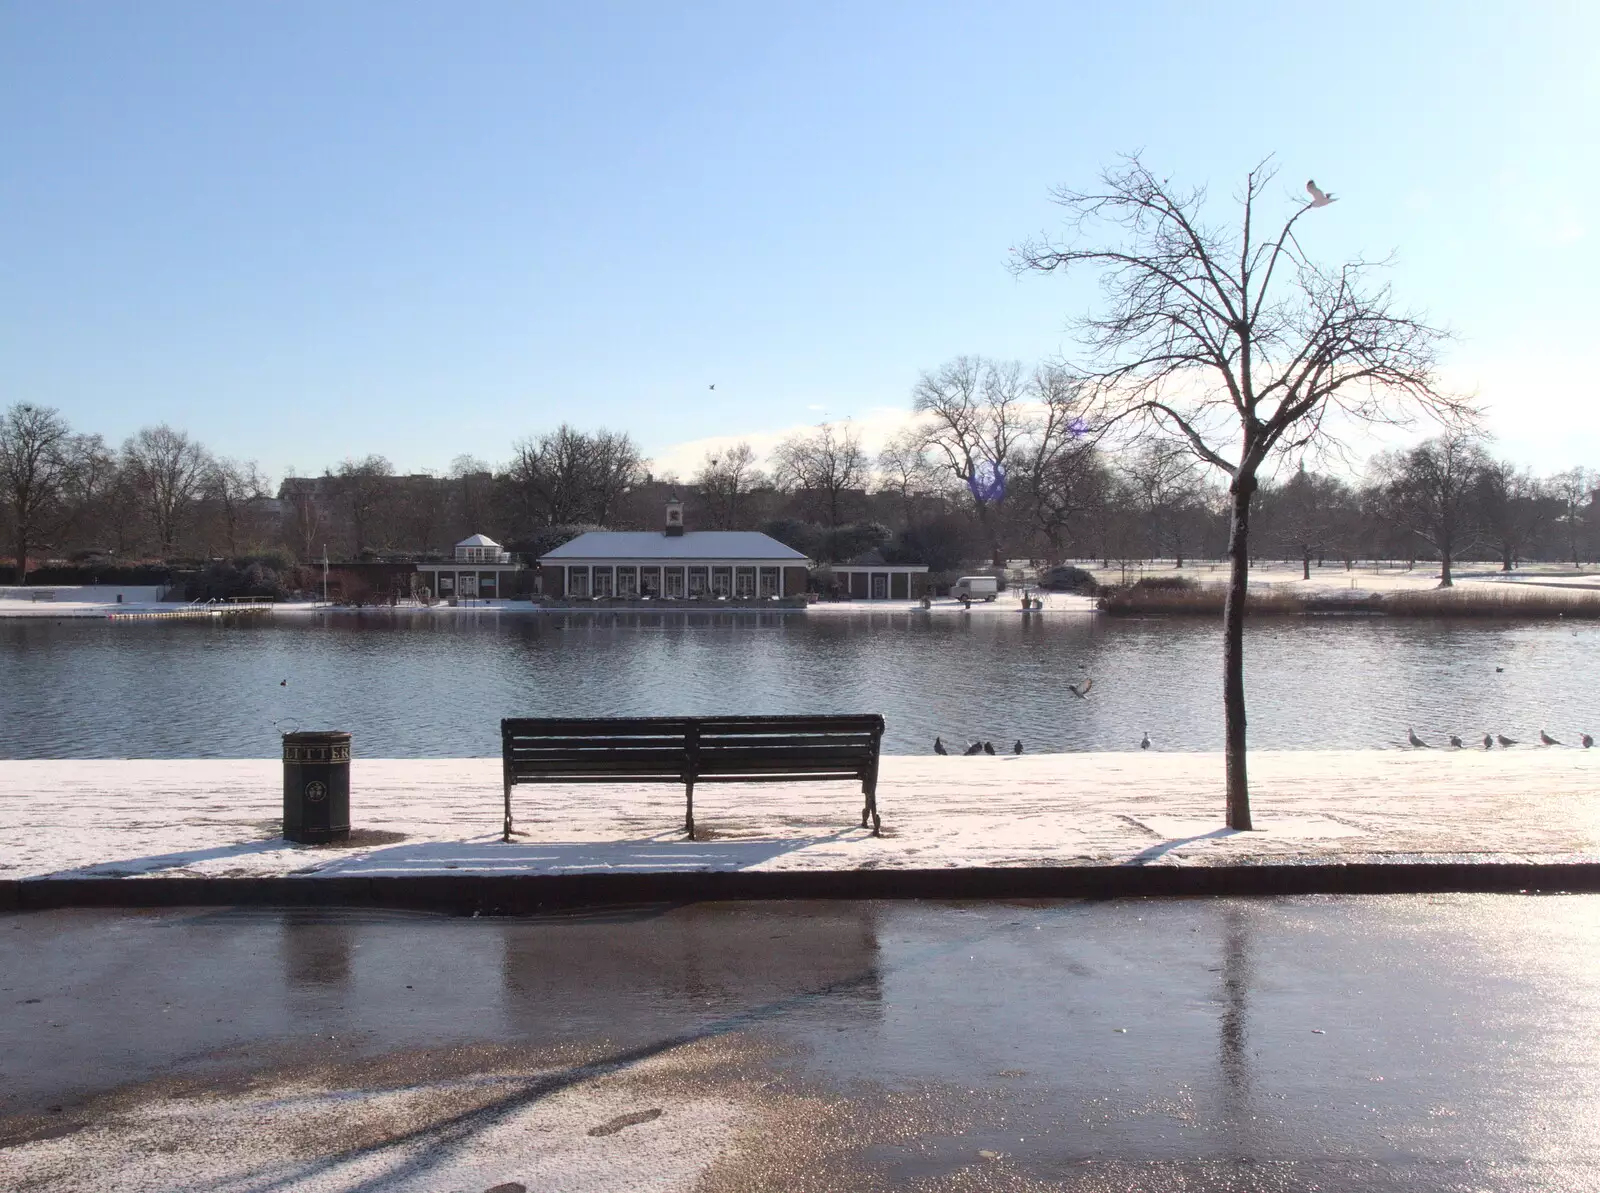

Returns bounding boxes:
[283,731,351,843]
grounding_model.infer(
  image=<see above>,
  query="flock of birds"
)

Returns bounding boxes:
[933,671,1155,756]
[1408,727,1594,750]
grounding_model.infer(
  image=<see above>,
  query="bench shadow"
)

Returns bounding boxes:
[38,837,298,880]
[307,830,861,877]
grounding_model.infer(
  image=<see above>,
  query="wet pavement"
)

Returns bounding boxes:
[3,896,1599,1190]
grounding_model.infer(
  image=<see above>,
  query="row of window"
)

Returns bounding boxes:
[566,565,782,599]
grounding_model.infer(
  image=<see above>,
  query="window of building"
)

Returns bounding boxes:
[640,567,661,597]
[758,567,779,598]
[438,574,455,593]
[616,566,638,598]
[734,567,755,598]
[871,573,888,600]
[567,568,589,598]
[688,567,709,597]
[666,568,686,598]
[711,567,732,598]
[592,568,614,598]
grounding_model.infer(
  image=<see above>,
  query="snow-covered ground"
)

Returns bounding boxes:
[1080,559,1600,596]
[3,750,1596,881]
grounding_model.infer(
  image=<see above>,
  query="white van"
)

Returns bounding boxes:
[949,575,999,601]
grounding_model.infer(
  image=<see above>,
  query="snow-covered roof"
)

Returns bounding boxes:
[456,534,501,548]
[541,530,808,562]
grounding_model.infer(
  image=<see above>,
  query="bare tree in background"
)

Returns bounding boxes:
[57,433,120,552]
[1120,440,1204,567]
[122,424,212,557]
[333,455,395,555]
[0,402,73,582]
[505,426,645,528]
[771,422,867,529]
[1549,467,1594,568]
[1476,459,1547,573]
[912,357,1030,565]
[876,428,942,522]
[694,442,763,529]
[1014,155,1467,829]
[1374,432,1489,588]
[205,457,269,557]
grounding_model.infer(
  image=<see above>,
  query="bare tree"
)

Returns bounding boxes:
[911,357,1031,565]
[0,402,73,582]
[204,457,269,557]
[121,424,212,557]
[1261,465,1350,579]
[332,455,395,556]
[694,442,763,529]
[1120,440,1204,567]
[771,422,867,529]
[1549,467,1593,568]
[505,426,645,529]
[1374,432,1488,587]
[1476,459,1547,572]
[875,428,942,521]
[1014,156,1467,829]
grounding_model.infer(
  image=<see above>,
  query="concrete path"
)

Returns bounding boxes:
[2,750,1596,882]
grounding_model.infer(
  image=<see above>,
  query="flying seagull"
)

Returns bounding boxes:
[1306,179,1337,207]
[708,384,715,390]
[1583,733,1594,749]
[1407,727,1430,748]
[934,736,948,755]
[1497,734,1518,748]
[1449,734,1463,748]
[963,741,984,756]
[1067,677,1094,699]
[1540,729,1562,746]
[1140,732,1151,750]
[1013,739,1024,755]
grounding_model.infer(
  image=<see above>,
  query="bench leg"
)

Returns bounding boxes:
[685,778,695,840]
[863,780,881,837]
[503,776,513,842]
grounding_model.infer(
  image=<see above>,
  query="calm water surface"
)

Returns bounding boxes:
[3,611,1598,757]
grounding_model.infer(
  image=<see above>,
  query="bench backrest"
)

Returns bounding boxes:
[502,714,884,783]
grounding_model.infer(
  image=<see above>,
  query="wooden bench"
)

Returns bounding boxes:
[500,714,885,841]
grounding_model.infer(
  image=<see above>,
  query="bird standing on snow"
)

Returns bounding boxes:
[1140,731,1151,750]
[1449,734,1463,748]
[963,741,984,756]
[1067,678,1094,699]
[1497,734,1518,748]
[1013,739,1024,755]
[1582,733,1594,748]
[1306,179,1337,207]
[1483,733,1494,750]
[1540,729,1562,746]
[982,741,996,756]
[934,736,948,755]
[1407,727,1430,748]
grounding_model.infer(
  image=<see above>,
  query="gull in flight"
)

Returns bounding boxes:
[1067,677,1094,699]
[1305,179,1337,208]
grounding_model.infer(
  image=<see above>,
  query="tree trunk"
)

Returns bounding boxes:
[1439,549,1453,588]
[1223,475,1254,832]
[1501,546,1512,573]
[12,530,26,584]
[1301,546,1310,581]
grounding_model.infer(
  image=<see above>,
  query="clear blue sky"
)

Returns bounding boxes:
[3,1,1596,480]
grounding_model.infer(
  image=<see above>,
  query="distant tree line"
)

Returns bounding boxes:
[3,398,1597,585]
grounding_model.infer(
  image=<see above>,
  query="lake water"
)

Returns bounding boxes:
[3,611,1598,758]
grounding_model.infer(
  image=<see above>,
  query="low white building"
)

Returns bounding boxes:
[539,499,810,602]
[416,535,524,601]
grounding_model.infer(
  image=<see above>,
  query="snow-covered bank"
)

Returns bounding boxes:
[3,750,1596,881]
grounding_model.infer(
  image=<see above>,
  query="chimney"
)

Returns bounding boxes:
[664,496,685,537]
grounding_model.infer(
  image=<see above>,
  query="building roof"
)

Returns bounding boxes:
[842,548,890,567]
[541,530,808,562]
[456,534,501,548]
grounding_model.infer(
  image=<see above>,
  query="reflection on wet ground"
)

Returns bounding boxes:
[3,896,1600,1189]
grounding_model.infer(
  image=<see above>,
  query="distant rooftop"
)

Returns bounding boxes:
[456,534,500,548]
[541,530,807,562]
